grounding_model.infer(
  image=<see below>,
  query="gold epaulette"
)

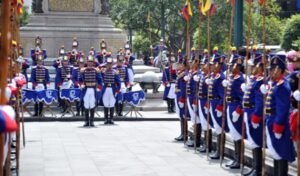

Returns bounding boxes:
[276,80,284,86]
[95,67,101,73]
[234,75,240,79]
[215,74,220,79]
[256,76,263,81]
[80,68,86,73]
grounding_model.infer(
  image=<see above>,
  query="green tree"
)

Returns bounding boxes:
[132,33,151,58]
[281,14,300,51]
[20,5,30,27]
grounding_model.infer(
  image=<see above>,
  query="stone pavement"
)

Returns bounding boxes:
[20,121,240,176]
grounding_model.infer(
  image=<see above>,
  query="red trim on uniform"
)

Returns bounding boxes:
[171,69,176,74]
[273,123,285,133]
[97,85,102,90]
[193,99,197,105]
[163,82,169,86]
[116,89,120,94]
[251,114,261,124]
[289,111,297,141]
[205,102,209,108]
[216,105,223,112]
[235,107,243,115]
[33,83,37,88]
[179,97,186,103]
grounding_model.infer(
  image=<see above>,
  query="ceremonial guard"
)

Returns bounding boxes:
[260,55,295,175]
[17,45,30,87]
[222,54,244,169]
[185,57,202,148]
[124,40,131,52]
[57,56,73,113]
[31,36,47,66]
[150,38,167,55]
[79,55,102,127]
[241,54,264,176]
[101,57,121,124]
[162,53,177,113]
[114,55,130,116]
[190,47,196,61]
[30,55,50,116]
[197,56,212,153]
[69,37,79,65]
[174,57,189,142]
[207,55,227,159]
[72,56,85,116]
[124,50,135,86]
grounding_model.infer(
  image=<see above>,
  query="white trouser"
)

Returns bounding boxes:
[83,88,96,109]
[102,87,116,108]
[128,68,134,84]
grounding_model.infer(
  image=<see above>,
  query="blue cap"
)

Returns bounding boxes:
[228,54,243,66]
[270,54,287,70]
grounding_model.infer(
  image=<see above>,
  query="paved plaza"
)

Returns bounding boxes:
[20,121,240,176]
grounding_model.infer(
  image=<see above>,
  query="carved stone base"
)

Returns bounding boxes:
[20,13,126,57]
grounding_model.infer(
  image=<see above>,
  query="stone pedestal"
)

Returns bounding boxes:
[20,0,126,57]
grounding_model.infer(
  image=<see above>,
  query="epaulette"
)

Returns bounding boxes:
[276,80,284,86]
[289,77,295,83]
[32,66,37,69]
[256,76,263,82]
[115,69,120,75]
[234,75,240,80]
[80,68,86,73]
[215,73,220,79]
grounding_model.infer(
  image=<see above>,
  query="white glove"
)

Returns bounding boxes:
[16,56,24,63]
[205,78,212,85]
[179,102,184,108]
[193,75,199,82]
[241,83,247,92]
[275,133,282,139]
[150,45,153,49]
[251,122,259,129]
[222,80,229,87]
[80,84,85,89]
[166,83,170,87]
[204,107,208,114]
[260,84,269,95]
[183,75,190,81]
[67,74,71,79]
[232,111,240,123]
[216,110,222,117]
[293,90,300,101]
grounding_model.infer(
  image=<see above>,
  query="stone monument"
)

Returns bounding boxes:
[21,0,126,57]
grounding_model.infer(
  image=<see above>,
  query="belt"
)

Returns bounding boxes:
[37,79,44,82]
[105,83,113,87]
[208,95,219,100]
[226,97,240,103]
[243,102,254,108]
[85,82,96,86]
[170,81,176,83]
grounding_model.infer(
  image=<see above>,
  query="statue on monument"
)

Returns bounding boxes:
[100,0,109,15]
[32,0,44,13]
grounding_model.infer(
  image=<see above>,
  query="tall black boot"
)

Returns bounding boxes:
[170,99,175,113]
[274,160,279,176]
[90,108,95,127]
[210,134,222,160]
[83,109,89,127]
[227,140,241,169]
[81,103,84,116]
[39,103,44,117]
[174,119,184,141]
[104,108,109,124]
[246,147,262,176]
[115,103,119,116]
[76,101,80,116]
[109,108,114,124]
[118,103,123,117]
[34,103,39,116]
[198,129,212,153]
[277,160,288,176]
[186,123,201,147]
[167,99,171,113]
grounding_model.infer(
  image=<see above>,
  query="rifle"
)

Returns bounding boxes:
[240,0,253,173]
[220,0,235,166]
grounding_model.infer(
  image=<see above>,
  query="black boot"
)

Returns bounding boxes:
[118,103,123,117]
[174,119,184,141]
[104,108,109,124]
[198,129,212,153]
[81,105,84,116]
[277,159,288,176]
[39,103,44,116]
[245,147,262,176]
[76,107,80,116]
[167,99,171,113]
[83,109,89,127]
[186,124,201,148]
[115,103,119,116]
[109,108,114,124]
[170,99,175,113]
[210,134,222,160]
[90,108,95,127]
[34,103,39,116]
[226,140,241,169]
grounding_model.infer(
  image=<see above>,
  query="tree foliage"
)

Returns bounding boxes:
[109,0,283,55]
[20,5,30,27]
[281,14,300,51]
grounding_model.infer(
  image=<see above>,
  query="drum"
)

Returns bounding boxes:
[60,88,81,103]
[36,89,58,105]
[123,90,145,107]
[21,89,37,105]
